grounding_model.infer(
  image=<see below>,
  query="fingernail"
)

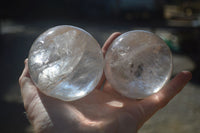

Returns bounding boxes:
[24,58,28,64]
[182,71,192,81]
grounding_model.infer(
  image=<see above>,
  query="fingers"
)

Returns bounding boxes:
[96,32,121,90]
[102,32,121,56]
[19,59,29,83]
[19,59,39,109]
[101,32,126,96]
[102,81,122,98]
[95,73,105,90]
[19,59,30,88]
[139,71,192,121]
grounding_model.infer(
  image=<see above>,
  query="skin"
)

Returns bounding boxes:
[19,32,192,133]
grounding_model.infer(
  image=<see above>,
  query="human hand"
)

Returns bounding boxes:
[19,32,192,133]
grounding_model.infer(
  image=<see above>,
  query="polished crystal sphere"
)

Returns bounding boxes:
[28,25,104,101]
[105,30,172,99]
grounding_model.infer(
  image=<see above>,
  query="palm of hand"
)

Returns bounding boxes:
[21,69,145,133]
[19,32,191,133]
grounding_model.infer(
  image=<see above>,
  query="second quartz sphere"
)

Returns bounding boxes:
[28,25,104,101]
[105,30,172,99]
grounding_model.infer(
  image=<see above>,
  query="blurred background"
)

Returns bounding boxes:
[1,0,200,132]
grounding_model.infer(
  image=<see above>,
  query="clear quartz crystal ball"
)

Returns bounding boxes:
[28,25,104,101]
[105,30,172,99]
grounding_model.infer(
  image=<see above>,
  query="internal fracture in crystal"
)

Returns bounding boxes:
[28,25,104,101]
[105,30,172,99]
